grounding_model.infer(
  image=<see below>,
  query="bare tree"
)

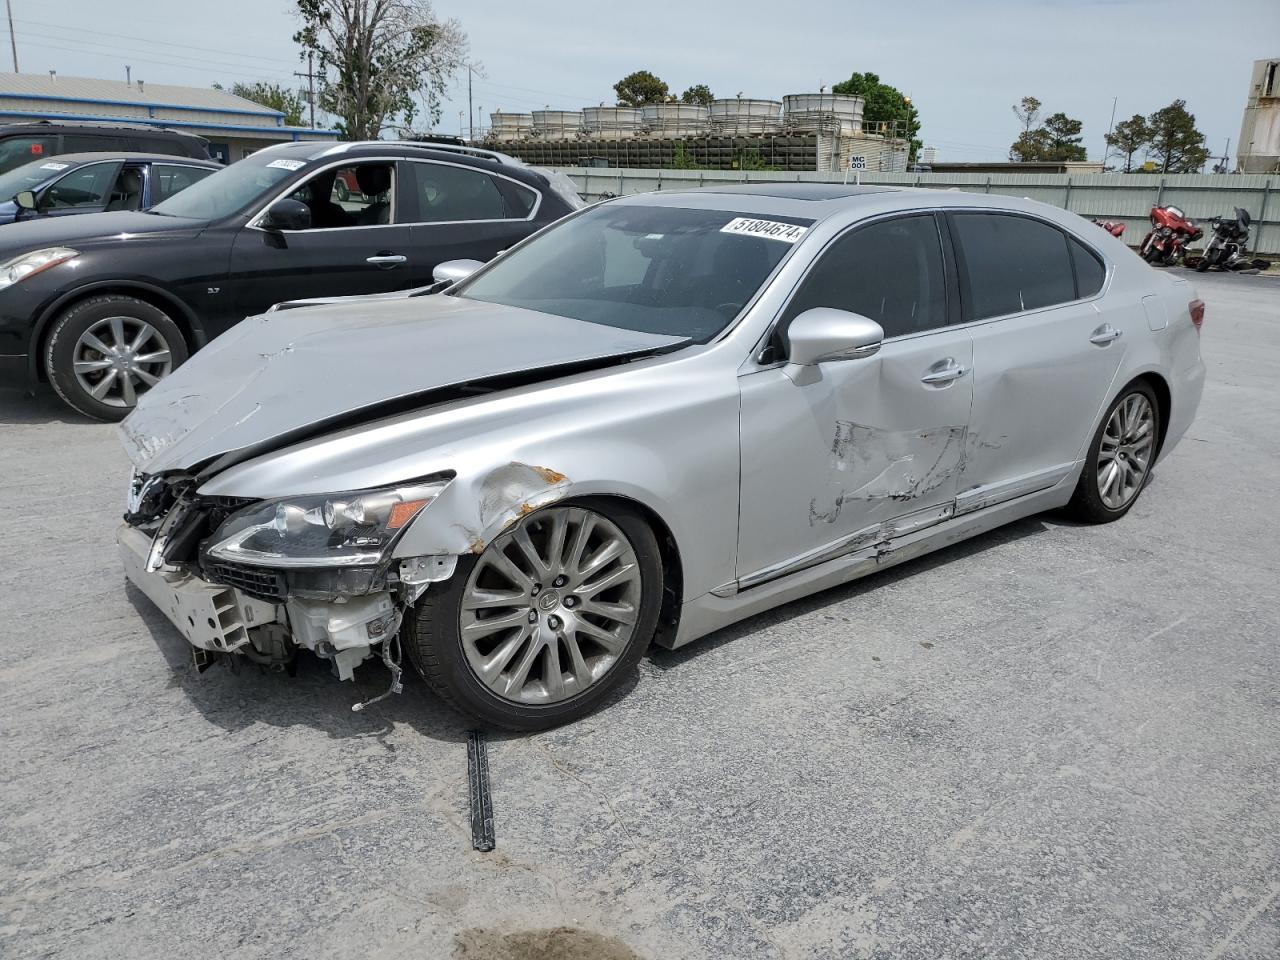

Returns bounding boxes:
[294,0,469,139]
[1012,95,1042,135]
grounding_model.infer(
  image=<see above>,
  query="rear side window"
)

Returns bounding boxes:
[1069,237,1105,298]
[0,135,57,174]
[494,176,538,218]
[152,164,213,204]
[951,213,1077,320]
[779,214,948,341]
[406,162,507,222]
[62,134,125,154]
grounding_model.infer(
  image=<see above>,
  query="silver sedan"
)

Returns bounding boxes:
[117,184,1206,729]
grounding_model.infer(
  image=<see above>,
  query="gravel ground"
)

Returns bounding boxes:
[1,270,1277,959]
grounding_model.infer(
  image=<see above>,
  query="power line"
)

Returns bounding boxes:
[17,38,296,86]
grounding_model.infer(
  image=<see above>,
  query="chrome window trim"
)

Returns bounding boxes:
[246,155,542,233]
[745,205,1114,368]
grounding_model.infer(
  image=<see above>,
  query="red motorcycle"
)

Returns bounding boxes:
[1092,218,1126,238]
[1140,205,1202,266]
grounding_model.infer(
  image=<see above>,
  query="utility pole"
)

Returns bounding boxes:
[293,52,318,128]
[467,64,474,141]
[125,65,131,87]
[6,0,18,73]
[1102,96,1117,169]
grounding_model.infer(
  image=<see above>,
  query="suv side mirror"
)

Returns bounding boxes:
[263,198,311,231]
[432,259,485,284]
[786,307,885,366]
[15,190,36,212]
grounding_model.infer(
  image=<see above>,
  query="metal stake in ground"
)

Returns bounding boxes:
[467,730,496,851]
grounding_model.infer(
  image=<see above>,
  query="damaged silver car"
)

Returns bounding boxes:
[117,184,1206,729]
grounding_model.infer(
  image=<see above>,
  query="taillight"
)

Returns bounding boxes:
[1189,299,1204,332]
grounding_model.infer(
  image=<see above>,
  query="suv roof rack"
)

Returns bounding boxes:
[320,139,524,167]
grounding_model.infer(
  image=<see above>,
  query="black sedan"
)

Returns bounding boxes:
[0,141,582,420]
[0,152,221,226]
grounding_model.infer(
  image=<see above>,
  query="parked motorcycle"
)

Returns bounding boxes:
[1195,208,1265,272]
[1140,205,1202,266]
[1092,218,1126,238]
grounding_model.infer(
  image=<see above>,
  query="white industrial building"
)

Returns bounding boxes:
[1238,58,1279,174]
[0,72,339,163]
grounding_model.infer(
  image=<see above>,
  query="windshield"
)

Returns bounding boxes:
[0,157,70,200]
[149,154,300,220]
[457,204,811,341]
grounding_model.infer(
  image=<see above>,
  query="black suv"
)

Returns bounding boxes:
[0,121,211,175]
[0,140,582,420]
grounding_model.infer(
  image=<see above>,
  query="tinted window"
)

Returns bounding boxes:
[1069,237,1105,298]
[494,177,537,217]
[0,136,57,175]
[459,204,807,342]
[407,162,506,222]
[952,214,1076,319]
[62,134,124,154]
[780,214,947,342]
[151,164,213,204]
[44,162,122,209]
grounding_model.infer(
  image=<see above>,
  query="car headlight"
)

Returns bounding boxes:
[206,477,451,568]
[0,247,80,290]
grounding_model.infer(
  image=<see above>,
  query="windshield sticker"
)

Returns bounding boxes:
[720,217,808,243]
[39,162,70,171]
[265,159,306,171]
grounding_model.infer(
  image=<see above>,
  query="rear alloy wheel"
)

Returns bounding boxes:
[405,501,663,729]
[45,295,187,421]
[1067,382,1160,523]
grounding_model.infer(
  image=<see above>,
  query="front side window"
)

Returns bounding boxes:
[951,213,1077,320]
[44,162,122,209]
[458,204,810,342]
[778,214,948,346]
[407,162,507,222]
[289,162,395,228]
[0,158,73,200]
[151,164,214,204]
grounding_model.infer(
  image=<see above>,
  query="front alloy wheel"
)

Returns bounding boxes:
[405,500,663,729]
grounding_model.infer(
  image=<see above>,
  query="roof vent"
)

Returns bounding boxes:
[48,70,56,81]
[137,80,145,93]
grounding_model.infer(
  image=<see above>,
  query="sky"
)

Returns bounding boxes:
[16,0,1280,165]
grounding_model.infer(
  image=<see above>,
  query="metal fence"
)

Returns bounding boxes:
[554,167,1280,254]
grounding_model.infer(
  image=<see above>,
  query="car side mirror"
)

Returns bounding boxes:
[783,308,884,384]
[15,190,36,211]
[432,259,485,284]
[263,198,311,231]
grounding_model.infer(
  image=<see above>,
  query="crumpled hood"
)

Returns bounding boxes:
[119,294,685,474]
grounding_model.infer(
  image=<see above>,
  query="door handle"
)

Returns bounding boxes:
[366,254,406,267]
[1089,324,1123,345]
[920,359,968,385]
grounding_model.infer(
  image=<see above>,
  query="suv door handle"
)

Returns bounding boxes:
[920,358,968,385]
[1089,323,1123,345]
[366,254,406,267]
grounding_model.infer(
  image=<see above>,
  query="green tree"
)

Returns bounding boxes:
[293,0,469,139]
[831,71,921,160]
[614,70,668,106]
[223,81,307,126]
[1105,114,1151,172]
[1041,112,1087,161]
[1009,128,1049,162]
[680,84,714,106]
[1146,99,1210,173]
[1012,95,1042,135]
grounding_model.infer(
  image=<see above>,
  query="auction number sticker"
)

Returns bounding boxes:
[720,217,808,243]
[266,158,306,171]
[39,162,70,171]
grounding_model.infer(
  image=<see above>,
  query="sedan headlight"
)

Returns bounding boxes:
[0,247,80,290]
[206,478,451,568]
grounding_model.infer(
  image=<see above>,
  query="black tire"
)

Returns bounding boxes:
[44,294,188,422]
[404,498,664,730]
[1195,254,1210,272]
[1066,381,1161,524]
[335,181,350,202]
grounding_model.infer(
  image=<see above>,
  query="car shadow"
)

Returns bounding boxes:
[126,580,638,746]
[127,515,1054,742]
[0,386,97,425]
[648,514,1057,672]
